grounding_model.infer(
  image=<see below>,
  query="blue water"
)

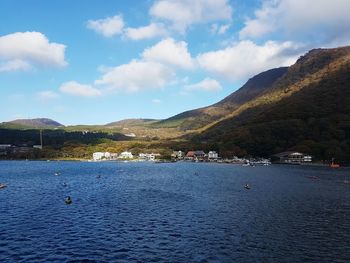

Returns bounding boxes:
[0,161,350,262]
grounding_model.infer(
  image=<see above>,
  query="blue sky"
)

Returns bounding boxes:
[1,0,350,125]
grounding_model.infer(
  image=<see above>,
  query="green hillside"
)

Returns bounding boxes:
[194,46,350,162]
[154,67,288,130]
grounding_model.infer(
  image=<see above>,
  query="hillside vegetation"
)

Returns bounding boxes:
[154,67,288,130]
[193,46,350,163]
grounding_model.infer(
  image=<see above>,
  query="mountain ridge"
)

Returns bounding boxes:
[2,118,64,129]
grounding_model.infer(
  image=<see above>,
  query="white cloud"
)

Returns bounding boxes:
[87,15,124,37]
[211,23,230,35]
[197,40,301,82]
[152,99,162,103]
[0,32,67,71]
[95,60,173,93]
[0,59,31,72]
[150,0,232,33]
[185,78,222,92]
[240,0,350,45]
[218,24,230,35]
[59,81,102,97]
[142,38,194,69]
[125,23,167,40]
[38,90,60,100]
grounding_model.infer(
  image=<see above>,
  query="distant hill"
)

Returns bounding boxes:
[193,46,350,162]
[2,118,64,129]
[154,67,288,130]
[106,118,158,127]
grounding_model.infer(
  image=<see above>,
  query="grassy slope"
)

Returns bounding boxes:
[154,67,288,130]
[194,46,350,161]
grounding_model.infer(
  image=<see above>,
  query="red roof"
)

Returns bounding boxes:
[186,151,195,157]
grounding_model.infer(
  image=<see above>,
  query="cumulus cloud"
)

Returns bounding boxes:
[240,0,350,45]
[142,38,194,69]
[125,23,168,40]
[150,0,232,33]
[211,23,231,35]
[59,81,102,97]
[197,40,301,82]
[0,59,31,72]
[38,90,60,100]
[95,60,173,93]
[185,78,222,92]
[0,32,67,72]
[87,15,124,37]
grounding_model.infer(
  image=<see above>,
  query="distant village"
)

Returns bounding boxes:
[91,149,313,165]
[0,142,314,165]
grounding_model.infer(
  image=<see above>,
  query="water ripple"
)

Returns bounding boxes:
[1,161,350,262]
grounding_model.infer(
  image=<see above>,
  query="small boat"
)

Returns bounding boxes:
[330,158,340,168]
[244,184,251,190]
[65,196,72,205]
[0,183,7,189]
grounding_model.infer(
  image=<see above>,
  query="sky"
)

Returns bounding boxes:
[1,0,350,125]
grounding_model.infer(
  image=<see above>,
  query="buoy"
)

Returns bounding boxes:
[65,196,72,205]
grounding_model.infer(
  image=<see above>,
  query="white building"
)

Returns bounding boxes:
[139,153,160,161]
[119,151,134,159]
[172,151,184,159]
[92,152,118,161]
[208,151,219,160]
[93,152,105,161]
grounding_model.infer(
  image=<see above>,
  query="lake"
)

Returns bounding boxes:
[0,161,350,262]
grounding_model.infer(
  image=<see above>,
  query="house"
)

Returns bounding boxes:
[272,151,312,163]
[171,151,184,159]
[92,152,118,161]
[208,151,219,160]
[139,153,160,161]
[185,151,196,160]
[185,150,206,160]
[33,145,43,150]
[194,150,206,159]
[93,152,106,161]
[119,151,134,159]
[0,144,11,157]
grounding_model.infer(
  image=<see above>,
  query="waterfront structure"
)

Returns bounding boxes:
[272,151,312,164]
[92,152,118,161]
[0,144,11,157]
[93,152,106,161]
[185,150,206,161]
[171,151,184,160]
[208,151,219,160]
[185,151,195,160]
[119,151,134,159]
[139,153,160,161]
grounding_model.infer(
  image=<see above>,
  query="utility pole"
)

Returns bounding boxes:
[40,129,43,150]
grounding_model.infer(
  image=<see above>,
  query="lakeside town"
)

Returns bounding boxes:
[3,142,339,166]
[91,149,314,166]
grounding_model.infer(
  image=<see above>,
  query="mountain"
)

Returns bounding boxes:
[155,67,288,130]
[192,46,350,162]
[2,118,64,129]
[105,118,158,127]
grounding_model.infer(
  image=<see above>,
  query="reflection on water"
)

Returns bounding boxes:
[1,161,350,262]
